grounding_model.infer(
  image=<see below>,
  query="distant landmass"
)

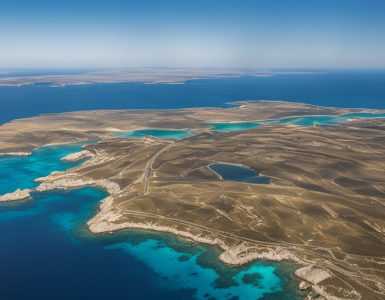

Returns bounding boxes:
[0,68,318,87]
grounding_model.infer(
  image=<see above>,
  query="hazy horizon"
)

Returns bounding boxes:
[1,0,385,69]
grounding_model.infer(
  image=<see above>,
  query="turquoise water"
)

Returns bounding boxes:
[106,240,283,299]
[208,112,385,132]
[0,142,90,195]
[267,112,385,127]
[210,163,271,185]
[116,129,192,140]
[209,122,263,132]
[0,144,303,299]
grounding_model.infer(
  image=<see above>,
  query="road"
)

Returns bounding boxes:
[143,143,173,194]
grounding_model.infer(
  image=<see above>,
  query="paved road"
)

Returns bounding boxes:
[143,143,173,194]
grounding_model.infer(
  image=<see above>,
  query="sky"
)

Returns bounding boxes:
[1,0,385,69]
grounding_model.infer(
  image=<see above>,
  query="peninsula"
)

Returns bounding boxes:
[1,101,384,300]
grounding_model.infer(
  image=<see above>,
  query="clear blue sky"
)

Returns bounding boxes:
[1,0,385,68]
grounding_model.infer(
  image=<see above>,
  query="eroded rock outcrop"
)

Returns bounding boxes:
[295,265,331,285]
[0,188,32,202]
[36,176,120,195]
[219,242,301,266]
[0,152,31,157]
[61,150,93,162]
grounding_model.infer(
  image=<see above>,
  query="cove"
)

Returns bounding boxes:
[115,129,192,140]
[0,142,90,195]
[209,163,271,184]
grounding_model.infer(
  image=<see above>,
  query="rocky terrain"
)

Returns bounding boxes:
[0,188,32,202]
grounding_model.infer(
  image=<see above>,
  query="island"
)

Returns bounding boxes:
[1,100,384,300]
[0,68,272,86]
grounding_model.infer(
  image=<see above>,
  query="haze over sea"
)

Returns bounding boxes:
[1,70,385,124]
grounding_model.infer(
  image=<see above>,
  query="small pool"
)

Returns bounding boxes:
[208,122,262,132]
[209,163,270,184]
[115,129,192,140]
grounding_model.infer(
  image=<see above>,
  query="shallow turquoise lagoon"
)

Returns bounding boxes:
[0,142,90,195]
[115,129,192,140]
[208,112,385,132]
[210,163,270,185]
[267,112,385,127]
[209,122,263,132]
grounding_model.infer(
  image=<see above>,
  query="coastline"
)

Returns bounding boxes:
[0,188,32,202]
[32,169,333,300]
[0,151,31,157]
[0,140,94,158]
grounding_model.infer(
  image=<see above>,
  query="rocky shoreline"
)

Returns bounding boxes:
[0,188,32,202]
[30,165,337,299]
[35,176,120,195]
[86,197,335,299]
[61,150,94,162]
[0,151,31,157]
[17,147,361,300]
[0,164,348,300]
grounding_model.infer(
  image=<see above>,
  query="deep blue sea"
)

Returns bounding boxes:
[1,70,384,299]
[1,70,385,124]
